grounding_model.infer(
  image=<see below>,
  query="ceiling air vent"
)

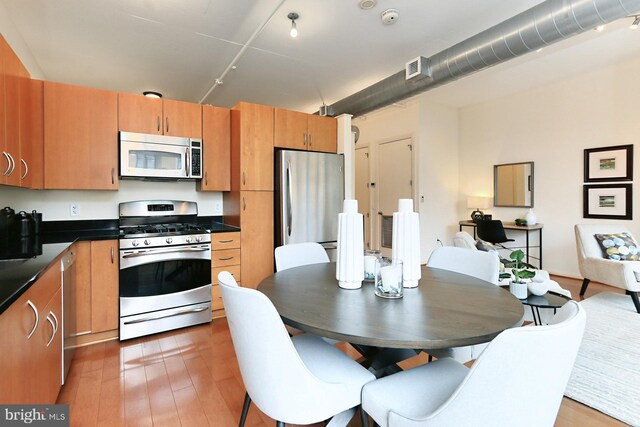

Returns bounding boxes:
[405,56,431,81]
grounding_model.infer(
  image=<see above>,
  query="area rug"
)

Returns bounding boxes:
[564,292,640,426]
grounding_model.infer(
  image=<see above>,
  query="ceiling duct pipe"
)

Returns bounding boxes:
[329,0,640,117]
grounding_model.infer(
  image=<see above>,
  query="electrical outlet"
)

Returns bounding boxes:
[69,203,80,217]
[214,202,222,214]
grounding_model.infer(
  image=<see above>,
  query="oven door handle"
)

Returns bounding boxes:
[123,305,210,325]
[122,247,210,258]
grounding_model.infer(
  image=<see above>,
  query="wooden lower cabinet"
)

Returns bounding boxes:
[211,231,241,317]
[0,258,62,404]
[239,191,274,288]
[90,240,119,333]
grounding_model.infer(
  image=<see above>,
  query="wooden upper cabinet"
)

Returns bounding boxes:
[308,114,337,153]
[19,79,43,189]
[163,98,202,139]
[198,105,230,191]
[90,240,119,333]
[118,92,163,135]
[274,108,308,150]
[44,82,118,190]
[273,107,337,153]
[232,102,274,191]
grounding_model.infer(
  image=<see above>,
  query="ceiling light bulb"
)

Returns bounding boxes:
[287,12,299,38]
[142,91,162,98]
[595,24,606,32]
[536,47,543,53]
[631,16,640,30]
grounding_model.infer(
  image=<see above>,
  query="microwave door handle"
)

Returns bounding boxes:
[185,148,190,177]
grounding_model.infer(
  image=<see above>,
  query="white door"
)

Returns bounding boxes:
[355,147,371,249]
[376,138,414,255]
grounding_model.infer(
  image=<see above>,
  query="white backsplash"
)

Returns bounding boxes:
[0,180,223,220]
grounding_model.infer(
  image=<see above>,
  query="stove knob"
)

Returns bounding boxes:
[166,237,173,244]
[132,240,140,247]
[185,236,193,243]
[144,239,151,246]
[195,235,202,242]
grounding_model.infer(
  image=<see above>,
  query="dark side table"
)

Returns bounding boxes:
[501,286,572,325]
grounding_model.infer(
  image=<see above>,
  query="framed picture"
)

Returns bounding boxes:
[584,144,633,182]
[583,184,632,220]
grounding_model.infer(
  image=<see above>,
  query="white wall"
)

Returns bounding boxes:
[459,57,640,277]
[1,182,223,220]
[0,2,45,78]
[353,95,459,263]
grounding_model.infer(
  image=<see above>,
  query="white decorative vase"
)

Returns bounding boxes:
[525,209,537,226]
[528,281,548,296]
[509,281,528,299]
[336,199,364,289]
[391,199,421,288]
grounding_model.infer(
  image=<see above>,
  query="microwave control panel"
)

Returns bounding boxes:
[190,140,202,178]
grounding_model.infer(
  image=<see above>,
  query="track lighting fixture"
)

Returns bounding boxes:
[142,91,162,98]
[288,12,299,38]
[631,16,640,30]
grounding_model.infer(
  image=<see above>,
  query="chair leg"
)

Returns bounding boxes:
[360,406,369,427]
[579,279,590,296]
[239,393,251,427]
[626,291,640,313]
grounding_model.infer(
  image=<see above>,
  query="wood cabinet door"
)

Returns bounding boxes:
[44,82,118,190]
[308,115,337,153]
[235,103,273,191]
[73,241,92,335]
[90,240,119,333]
[163,99,202,138]
[274,108,308,150]
[19,79,43,188]
[2,37,23,186]
[40,288,62,403]
[199,105,230,191]
[0,37,5,185]
[118,92,163,134]
[240,191,274,288]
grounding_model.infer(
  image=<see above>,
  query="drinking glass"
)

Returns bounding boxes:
[374,257,403,298]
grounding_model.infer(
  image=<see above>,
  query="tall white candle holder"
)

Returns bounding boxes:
[392,199,421,288]
[336,199,364,289]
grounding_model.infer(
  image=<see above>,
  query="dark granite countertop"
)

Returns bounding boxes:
[0,217,239,316]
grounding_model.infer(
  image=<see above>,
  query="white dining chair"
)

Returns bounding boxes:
[425,246,500,363]
[218,271,375,427]
[275,242,330,272]
[361,300,586,427]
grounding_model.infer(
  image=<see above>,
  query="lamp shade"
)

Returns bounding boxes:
[467,196,491,209]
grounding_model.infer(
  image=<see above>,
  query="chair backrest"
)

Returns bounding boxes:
[217,271,341,423]
[426,246,499,285]
[575,223,633,260]
[476,219,509,244]
[275,242,330,272]
[452,232,477,250]
[391,301,586,427]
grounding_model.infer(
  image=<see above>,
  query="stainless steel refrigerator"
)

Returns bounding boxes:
[275,150,344,261]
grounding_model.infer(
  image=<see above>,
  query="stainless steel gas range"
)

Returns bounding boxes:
[118,200,212,341]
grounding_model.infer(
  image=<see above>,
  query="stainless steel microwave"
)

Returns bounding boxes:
[119,132,202,180]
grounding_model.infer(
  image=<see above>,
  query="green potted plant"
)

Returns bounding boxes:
[500,250,535,298]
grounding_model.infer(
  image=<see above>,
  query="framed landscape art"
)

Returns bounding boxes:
[584,144,633,182]
[583,184,632,220]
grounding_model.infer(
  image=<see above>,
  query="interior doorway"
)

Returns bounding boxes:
[355,146,371,249]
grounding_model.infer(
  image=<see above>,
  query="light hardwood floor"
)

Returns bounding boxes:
[57,276,627,427]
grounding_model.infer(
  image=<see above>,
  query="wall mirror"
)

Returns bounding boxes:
[494,162,534,207]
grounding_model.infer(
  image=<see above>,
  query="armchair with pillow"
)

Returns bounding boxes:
[575,224,640,313]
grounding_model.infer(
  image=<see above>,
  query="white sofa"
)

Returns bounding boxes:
[575,224,640,313]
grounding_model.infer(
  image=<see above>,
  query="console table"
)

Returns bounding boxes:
[459,220,543,268]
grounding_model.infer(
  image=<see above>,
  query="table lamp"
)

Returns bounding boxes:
[467,197,491,223]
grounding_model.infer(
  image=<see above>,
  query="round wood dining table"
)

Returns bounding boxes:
[258,263,525,350]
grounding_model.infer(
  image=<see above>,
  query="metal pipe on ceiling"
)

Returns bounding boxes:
[328,0,640,117]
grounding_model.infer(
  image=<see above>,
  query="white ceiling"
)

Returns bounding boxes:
[2,0,639,113]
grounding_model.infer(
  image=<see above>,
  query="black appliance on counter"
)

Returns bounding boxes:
[1,207,43,259]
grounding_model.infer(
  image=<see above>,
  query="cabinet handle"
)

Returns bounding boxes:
[111,168,115,185]
[304,133,307,147]
[157,116,161,132]
[218,239,233,243]
[205,171,208,186]
[50,311,59,334]
[6,153,15,176]
[26,300,38,339]
[218,256,234,261]
[20,159,28,180]
[243,197,246,211]
[46,315,56,347]
[2,152,10,176]
[242,172,246,186]
[166,117,169,133]
[309,133,312,147]
[111,246,115,264]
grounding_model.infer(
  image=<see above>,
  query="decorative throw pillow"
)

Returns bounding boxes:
[476,239,498,253]
[594,232,640,261]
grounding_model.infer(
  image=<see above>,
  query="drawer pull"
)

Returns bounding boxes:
[218,239,234,243]
[26,300,38,339]
[46,315,56,347]
[218,257,234,261]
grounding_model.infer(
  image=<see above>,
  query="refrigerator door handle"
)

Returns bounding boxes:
[287,160,293,237]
